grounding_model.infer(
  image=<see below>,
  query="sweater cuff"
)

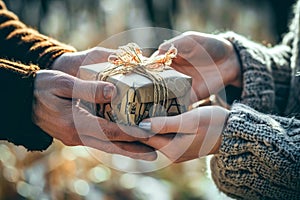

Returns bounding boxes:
[0,60,53,151]
[210,103,300,199]
[218,32,275,113]
[35,40,76,69]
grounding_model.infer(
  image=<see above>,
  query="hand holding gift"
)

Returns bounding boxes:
[158,31,242,101]
[33,70,157,160]
[140,32,242,162]
[140,106,228,162]
[51,47,116,76]
[77,41,235,162]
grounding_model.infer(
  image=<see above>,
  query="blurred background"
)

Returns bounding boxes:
[0,0,296,199]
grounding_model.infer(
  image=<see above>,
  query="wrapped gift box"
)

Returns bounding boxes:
[79,62,191,125]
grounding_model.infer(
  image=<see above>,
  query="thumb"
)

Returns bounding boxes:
[73,79,116,103]
[36,70,115,103]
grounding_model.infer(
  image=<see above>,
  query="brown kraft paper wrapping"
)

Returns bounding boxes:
[79,62,192,125]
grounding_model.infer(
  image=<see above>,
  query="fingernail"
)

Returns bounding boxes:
[103,85,114,99]
[139,121,151,131]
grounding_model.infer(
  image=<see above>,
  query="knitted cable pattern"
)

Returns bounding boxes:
[210,2,300,198]
[211,103,300,200]
[218,31,292,115]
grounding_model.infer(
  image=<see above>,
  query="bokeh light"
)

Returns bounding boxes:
[0,0,295,199]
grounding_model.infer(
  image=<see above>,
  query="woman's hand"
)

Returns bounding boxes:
[140,106,228,163]
[50,47,114,76]
[159,31,242,100]
[33,70,157,161]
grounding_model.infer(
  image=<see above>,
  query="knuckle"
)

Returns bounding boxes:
[55,75,74,95]
[89,82,100,101]
[60,131,80,146]
[59,76,74,88]
[164,124,173,134]
[159,43,171,52]
[102,127,118,140]
[101,122,130,141]
[162,118,177,133]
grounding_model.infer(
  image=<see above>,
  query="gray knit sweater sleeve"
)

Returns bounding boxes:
[218,31,292,114]
[210,103,300,199]
[208,1,300,199]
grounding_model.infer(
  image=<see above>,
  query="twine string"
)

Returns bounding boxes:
[99,43,177,118]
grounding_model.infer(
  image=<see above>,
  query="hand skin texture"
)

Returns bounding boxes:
[159,31,242,101]
[51,47,115,76]
[32,66,157,161]
[45,36,240,162]
[142,106,229,163]
[142,31,243,162]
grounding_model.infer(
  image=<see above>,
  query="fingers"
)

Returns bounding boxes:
[81,136,157,161]
[158,38,178,54]
[34,98,152,148]
[73,105,151,142]
[142,135,174,149]
[82,47,116,65]
[158,33,197,54]
[158,34,200,69]
[140,109,202,134]
[160,32,234,64]
[142,134,197,163]
[140,117,180,134]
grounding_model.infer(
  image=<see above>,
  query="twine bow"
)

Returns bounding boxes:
[99,43,177,117]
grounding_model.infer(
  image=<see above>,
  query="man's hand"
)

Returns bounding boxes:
[140,106,228,163]
[33,70,157,161]
[50,47,114,76]
[159,31,242,101]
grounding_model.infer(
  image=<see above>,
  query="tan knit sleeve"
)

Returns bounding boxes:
[210,103,300,199]
[0,0,77,150]
[0,1,76,69]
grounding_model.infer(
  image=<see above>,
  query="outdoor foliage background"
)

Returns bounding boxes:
[0,0,295,199]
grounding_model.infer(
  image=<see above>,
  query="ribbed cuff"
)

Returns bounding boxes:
[19,70,53,151]
[36,43,76,69]
[211,103,300,199]
[0,60,53,151]
[218,32,275,113]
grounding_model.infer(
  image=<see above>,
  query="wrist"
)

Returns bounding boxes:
[50,52,83,76]
[208,107,229,155]
[220,43,242,88]
[209,134,222,154]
